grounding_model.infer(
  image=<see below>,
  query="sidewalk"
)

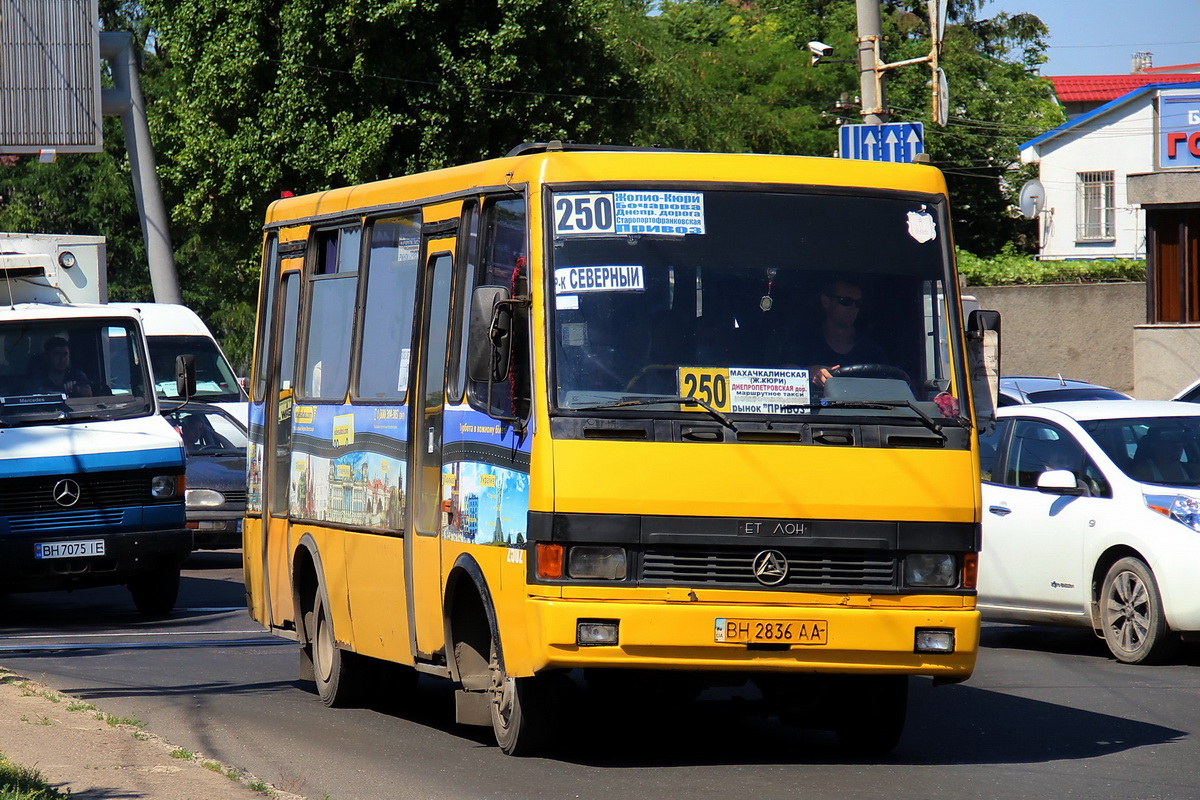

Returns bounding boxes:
[0,665,304,800]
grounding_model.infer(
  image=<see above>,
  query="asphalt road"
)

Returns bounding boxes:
[2,551,1199,800]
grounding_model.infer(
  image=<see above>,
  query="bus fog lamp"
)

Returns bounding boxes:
[567,546,627,580]
[915,628,955,653]
[904,554,956,587]
[151,475,180,499]
[577,620,619,646]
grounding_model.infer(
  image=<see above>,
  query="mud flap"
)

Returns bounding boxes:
[455,689,492,727]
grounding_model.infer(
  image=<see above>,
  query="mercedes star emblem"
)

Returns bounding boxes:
[52,478,81,507]
[752,549,788,586]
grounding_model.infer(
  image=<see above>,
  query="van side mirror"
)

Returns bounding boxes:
[468,286,513,383]
[966,309,1001,434]
[175,354,196,401]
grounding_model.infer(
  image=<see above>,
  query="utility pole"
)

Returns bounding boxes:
[856,0,886,124]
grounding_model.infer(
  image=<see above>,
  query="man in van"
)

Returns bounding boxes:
[26,337,92,397]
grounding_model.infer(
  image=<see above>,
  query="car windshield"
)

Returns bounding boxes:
[149,335,242,403]
[166,406,248,455]
[0,318,154,425]
[1082,416,1200,486]
[548,188,962,421]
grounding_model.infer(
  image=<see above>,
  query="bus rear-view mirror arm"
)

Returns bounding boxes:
[966,309,1001,435]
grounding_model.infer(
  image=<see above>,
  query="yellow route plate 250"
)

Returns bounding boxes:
[714,618,829,645]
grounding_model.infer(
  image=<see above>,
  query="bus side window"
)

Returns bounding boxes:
[466,196,530,421]
[356,214,422,401]
[301,225,361,402]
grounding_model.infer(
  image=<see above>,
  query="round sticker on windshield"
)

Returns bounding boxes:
[907,209,936,243]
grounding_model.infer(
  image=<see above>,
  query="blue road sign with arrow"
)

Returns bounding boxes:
[839,122,925,163]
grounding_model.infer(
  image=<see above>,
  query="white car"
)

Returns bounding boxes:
[978,400,1200,664]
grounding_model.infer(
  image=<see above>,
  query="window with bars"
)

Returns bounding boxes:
[1076,171,1115,241]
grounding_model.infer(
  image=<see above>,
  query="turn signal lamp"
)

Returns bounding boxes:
[536,543,564,579]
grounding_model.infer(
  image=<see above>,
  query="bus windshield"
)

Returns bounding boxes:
[549,188,960,420]
[0,318,155,425]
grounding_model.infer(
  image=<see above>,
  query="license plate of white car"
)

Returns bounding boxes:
[35,539,105,559]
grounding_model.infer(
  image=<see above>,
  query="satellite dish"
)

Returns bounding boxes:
[1018,179,1046,219]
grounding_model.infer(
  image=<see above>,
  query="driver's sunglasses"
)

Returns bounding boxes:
[827,294,862,308]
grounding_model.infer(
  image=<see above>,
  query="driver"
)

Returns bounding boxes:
[806,275,888,387]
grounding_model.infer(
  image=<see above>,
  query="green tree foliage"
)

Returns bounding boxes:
[138,0,643,367]
[1,0,1065,368]
[614,0,1064,255]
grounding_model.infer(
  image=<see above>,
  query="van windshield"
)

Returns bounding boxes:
[0,318,155,425]
[148,335,243,403]
[548,188,962,421]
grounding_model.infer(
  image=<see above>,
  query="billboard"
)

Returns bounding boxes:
[0,0,102,153]
[1157,88,1200,170]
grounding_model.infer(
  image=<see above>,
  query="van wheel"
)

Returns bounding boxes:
[128,567,180,618]
[310,590,361,707]
[834,675,908,756]
[1100,557,1178,664]
[488,637,562,756]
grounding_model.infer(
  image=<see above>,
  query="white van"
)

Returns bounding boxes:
[110,303,248,421]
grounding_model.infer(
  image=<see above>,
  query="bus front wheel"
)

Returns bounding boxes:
[488,639,563,756]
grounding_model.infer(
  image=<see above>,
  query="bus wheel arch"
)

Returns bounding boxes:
[445,553,562,755]
[292,535,362,706]
[445,555,499,690]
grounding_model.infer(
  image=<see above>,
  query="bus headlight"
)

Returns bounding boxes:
[568,546,627,580]
[186,488,225,508]
[904,554,956,587]
[151,474,182,499]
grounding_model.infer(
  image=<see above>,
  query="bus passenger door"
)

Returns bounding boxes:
[264,271,301,628]
[406,238,457,661]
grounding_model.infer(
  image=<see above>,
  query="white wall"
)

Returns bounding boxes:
[1024,98,1154,260]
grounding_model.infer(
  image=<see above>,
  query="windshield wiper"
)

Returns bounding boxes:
[577,395,739,432]
[780,399,948,441]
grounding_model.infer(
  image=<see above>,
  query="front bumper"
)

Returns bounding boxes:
[186,509,244,550]
[0,527,193,593]
[523,596,979,678]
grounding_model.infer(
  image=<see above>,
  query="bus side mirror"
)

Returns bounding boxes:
[966,309,1001,434]
[468,286,513,383]
[175,354,197,401]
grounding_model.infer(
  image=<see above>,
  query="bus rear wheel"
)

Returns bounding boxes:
[487,639,562,756]
[309,590,361,708]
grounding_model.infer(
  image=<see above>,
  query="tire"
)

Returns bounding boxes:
[488,637,562,756]
[309,590,362,707]
[128,567,180,618]
[834,675,909,756]
[1100,557,1178,665]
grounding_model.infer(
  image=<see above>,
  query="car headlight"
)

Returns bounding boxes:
[567,546,627,580]
[1145,493,1200,532]
[904,554,957,587]
[151,474,182,499]
[186,488,226,508]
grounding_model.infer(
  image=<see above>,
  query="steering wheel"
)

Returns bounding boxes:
[830,363,911,382]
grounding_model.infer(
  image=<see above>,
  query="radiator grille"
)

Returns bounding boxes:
[641,548,897,590]
[0,470,158,516]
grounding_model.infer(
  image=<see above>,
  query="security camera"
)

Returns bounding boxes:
[808,41,834,58]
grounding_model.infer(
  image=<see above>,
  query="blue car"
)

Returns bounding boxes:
[163,404,248,550]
